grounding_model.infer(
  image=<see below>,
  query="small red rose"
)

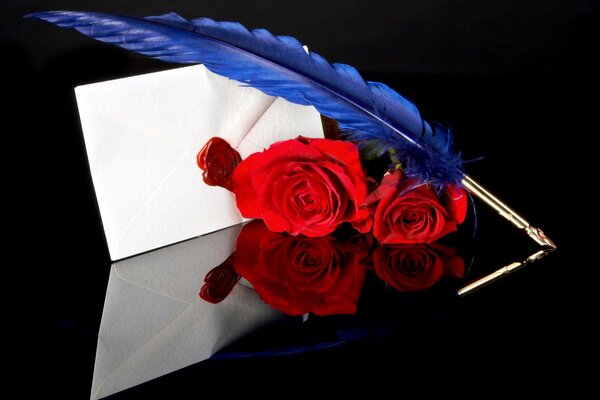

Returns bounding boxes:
[367,170,467,244]
[232,137,372,236]
[197,137,242,191]
[234,221,367,316]
[374,243,465,292]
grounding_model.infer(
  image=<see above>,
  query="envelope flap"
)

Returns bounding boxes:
[237,97,323,157]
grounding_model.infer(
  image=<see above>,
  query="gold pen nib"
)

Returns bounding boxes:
[461,176,556,249]
[526,226,557,249]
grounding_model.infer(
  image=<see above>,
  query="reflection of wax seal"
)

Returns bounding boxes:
[199,254,240,304]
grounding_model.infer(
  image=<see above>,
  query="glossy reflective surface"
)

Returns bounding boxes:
[89,206,555,398]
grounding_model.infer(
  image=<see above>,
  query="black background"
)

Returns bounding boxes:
[3,1,596,398]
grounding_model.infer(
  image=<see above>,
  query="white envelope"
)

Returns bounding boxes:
[75,65,324,260]
[91,224,284,399]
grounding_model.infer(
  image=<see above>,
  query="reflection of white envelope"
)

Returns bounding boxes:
[75,65,324,260]
[91,224,283,399]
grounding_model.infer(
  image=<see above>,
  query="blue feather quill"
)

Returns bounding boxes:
[26,11,464,186]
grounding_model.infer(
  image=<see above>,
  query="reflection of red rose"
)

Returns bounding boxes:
[197,137,242,190]
[232,137,372,236]
[367,170,467,244]
[374,243,464,292]
[234,221,367,316]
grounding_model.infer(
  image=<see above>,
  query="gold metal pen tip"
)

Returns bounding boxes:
[526,226,557,249]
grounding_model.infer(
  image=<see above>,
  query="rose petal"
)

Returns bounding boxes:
[444,184,468,224]
[430,243,465,278]
[232,152,262,218]
[351,206,373,233]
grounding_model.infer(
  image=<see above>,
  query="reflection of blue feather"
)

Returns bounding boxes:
[27,11,463,186]
[212,319,391,359]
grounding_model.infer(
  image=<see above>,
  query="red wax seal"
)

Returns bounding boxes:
[197,137,242,191]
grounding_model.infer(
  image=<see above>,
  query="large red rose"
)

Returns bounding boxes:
[233,221,367,316]
[232,137,372,236]
[374,243,464,292]
[367,170,467,244]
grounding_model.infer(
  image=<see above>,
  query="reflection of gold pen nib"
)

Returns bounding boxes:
[458,249,553,296]
[461,176,556,249]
